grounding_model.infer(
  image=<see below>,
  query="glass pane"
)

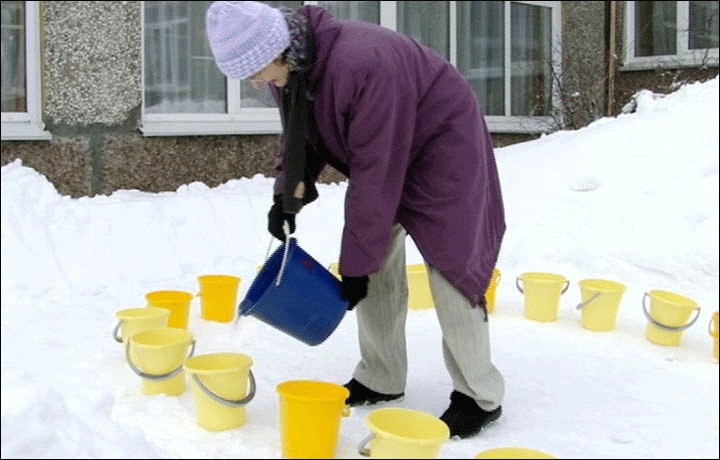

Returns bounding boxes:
[510,3,552,116]
[635,1,677,56]
[689,1,719,49]
[144,1,226,113]
[1,0,26,112]
[318,1,379,23]
[457,1,504,115]
[240,1,301,108]
[397,1,449,59]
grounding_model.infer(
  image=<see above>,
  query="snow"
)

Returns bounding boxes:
[2,77,718,459]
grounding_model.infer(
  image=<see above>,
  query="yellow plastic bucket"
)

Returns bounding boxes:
[486,268,502,314]
[407,264,434,310]
[276,380,351,459]
[576,279,626,332]
[328,263,340,280]
[642,290,701,347]
[183,352,256,431]
[113,306,170,344]
[126,327,195,396]
[196,275,242,323]
[708,311,718,362]
[332,262,436,310]
[332,263,500,313]
[358,407,450,459]
[516,272,569,322]
[475,447,556,459]
[145,290,194,329]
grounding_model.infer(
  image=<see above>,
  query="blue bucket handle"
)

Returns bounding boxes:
[240,223,296,319]
[275,222,295,287]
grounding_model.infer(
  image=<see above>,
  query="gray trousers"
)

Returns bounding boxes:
[352,224,505,411]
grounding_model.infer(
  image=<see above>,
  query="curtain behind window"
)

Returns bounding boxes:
[144,1,303,114]
[457,1,504,115]
[397,1,449,59]
[689,1,719,49]
[511,2,551,116]
[1,0,25,112]
[635,1,676,56]
[318,1,379,23]
[144,1,225,113]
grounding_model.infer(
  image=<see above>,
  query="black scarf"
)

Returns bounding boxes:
[279,8,316,214]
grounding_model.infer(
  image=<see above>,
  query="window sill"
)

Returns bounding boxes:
[621,53,719,72]
[140,119,283,137]
[1,122,52,141]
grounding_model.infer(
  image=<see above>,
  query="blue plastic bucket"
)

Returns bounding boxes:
[238,238,348,346]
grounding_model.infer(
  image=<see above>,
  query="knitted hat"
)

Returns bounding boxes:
[205,1,290,80]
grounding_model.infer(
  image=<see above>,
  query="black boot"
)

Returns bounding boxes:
[343,378,404,406]
[439,390,502,439]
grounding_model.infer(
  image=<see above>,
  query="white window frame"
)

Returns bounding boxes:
[140,0,561,136]
[464,1,562,133]
[1,1,51,141]
[622,1,719,71]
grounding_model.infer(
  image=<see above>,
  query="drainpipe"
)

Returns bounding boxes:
[607,1,617,115]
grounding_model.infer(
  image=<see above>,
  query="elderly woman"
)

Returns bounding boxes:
[206,1,506,439]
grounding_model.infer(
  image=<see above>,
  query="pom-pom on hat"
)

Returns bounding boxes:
[205,1,290,79]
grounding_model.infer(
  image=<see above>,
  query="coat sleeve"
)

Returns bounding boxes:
[335,66,416,277]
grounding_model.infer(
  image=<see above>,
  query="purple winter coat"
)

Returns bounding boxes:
[272,6,505,306]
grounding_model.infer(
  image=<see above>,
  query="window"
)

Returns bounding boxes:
[623,1,719,70]
[140,1,560,136]
[457,2,558,131]
[1,1,51,140]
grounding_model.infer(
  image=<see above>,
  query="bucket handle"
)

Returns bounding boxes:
[239,226,296,319]
[515,277,570,295]
[274,221,295,287]
[575,292,602,311]
[642,292,701,332]
[494,270,502,285]
[357,433,375,457]
[190,369,257,407]
[125,339,197,380]
[113,321,123,343]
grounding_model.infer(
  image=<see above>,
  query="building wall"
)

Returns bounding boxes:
[3,1,713,199]
[560,1,608,130]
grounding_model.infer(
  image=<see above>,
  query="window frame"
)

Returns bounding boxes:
[459,1,562,133]
[139,0,562,137]
[622,1,719,71]
[1,1,51,141]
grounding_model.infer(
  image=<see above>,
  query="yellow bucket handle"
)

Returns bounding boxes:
[493,270,502,284]
[575,292,602,311]
[357,432,375,457]
[125,339,196,380]
[515,277,570,295]
[113,321,124,343]
[190,369,257,407]
[709,315,718,337]
[642,292,701,332]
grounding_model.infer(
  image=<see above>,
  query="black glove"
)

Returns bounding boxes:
[340,275,369,310]
[267,195,296,242]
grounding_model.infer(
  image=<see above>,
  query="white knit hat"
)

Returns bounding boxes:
[205,1,290,79]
